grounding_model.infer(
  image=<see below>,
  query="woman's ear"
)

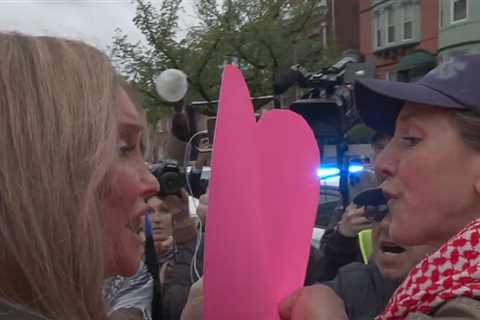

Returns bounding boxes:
[472,159,480,197]
[474,176,480,197]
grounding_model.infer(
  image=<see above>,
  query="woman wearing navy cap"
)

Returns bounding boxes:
[280,54,480,320]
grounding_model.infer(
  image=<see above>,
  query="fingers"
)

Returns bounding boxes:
[190,277,203,298]
[181,296,203,320]
[196,151,210,165]
[199,193,208,205]
[160,192,189,217]
[338,205,372,237]
[162,236,174,248]
[349,216,371,226]
[345,216,372,233]
[179,188,189,201]
[279,286,349,320]
[180,278,204,320]
[279,288,304,320]
[344,204,365,218]
[353,223,374,233]
[162,195,183,208]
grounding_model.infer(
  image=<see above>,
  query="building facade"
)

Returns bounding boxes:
[438,0,480,60]
[333,0,361,51]
[359,0,438,81]
[297,0,361,52]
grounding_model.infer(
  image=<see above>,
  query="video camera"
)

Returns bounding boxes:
[151,160,186,196]
[274,50,375,143]
[274,50,376,208]
[352,188,388,222]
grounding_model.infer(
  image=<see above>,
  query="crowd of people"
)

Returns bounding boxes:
[3,31,480,320]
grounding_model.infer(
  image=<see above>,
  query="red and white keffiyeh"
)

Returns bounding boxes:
[377,218,480,320]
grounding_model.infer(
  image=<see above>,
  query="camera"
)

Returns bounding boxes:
[151,160,186,196]
[275,51,376,209]
[352,188,388,222]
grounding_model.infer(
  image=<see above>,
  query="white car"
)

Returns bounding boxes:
[186,161,373,249]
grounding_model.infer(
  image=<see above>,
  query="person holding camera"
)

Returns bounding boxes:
[146,160,205,320]
[320,207,435,320]
[305,132,391,284]
[177,195,434,320]
[188,151,210,199]
[105,189,201,320]
[158,190,204,320]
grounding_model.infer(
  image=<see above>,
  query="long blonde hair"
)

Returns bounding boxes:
[0,33,118,319]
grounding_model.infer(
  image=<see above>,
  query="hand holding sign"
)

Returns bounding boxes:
[205,65,320,320]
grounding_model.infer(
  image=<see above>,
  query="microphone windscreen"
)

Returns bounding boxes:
[155,69,188,102]
[273,68,303,95]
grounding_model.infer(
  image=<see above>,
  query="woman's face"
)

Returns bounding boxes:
[373,214,435,280]
[102,89,159,277]
[147,196,174,256]
[376,103,480,247]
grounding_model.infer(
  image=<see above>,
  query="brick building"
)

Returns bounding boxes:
[298,0,361,53]
[359,0,438,81]
[332,0,361,51]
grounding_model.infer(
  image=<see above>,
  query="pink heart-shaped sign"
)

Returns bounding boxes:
[204,65,320,319]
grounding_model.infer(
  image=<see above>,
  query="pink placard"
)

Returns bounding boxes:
[205,65,320,319]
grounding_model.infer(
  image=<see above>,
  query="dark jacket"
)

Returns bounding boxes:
[160,219,204,320]
[323,260,400,320]
[305,212,363,284]
[187,171,208,199]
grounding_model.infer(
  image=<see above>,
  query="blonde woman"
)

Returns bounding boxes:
[0,33,159,319]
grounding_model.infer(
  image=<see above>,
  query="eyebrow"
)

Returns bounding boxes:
[396,115,429,137]
[397,111,434,127]
[398,112,420,123]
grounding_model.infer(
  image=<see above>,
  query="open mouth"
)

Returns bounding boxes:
[381,242,406,254]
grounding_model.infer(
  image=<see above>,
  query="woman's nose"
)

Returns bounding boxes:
[374,144,397,179]
[140,168,160,199]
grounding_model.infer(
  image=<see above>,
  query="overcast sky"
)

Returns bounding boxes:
[0,0,198,51]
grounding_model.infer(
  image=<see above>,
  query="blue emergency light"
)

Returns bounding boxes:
[317,165,364,180]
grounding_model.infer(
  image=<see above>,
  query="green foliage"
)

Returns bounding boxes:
[346,124,375,144]
[110,0,341,125]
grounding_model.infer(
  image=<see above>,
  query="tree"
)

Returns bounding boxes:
[110,0,341,125]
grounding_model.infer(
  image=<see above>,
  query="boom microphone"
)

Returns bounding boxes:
[273,65,307,95]
[154,69,188,102]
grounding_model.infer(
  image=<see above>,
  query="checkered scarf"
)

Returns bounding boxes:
[377,218,480,319]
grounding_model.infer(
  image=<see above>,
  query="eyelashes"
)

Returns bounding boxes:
[117,139,136,155]
[401,137,422,147]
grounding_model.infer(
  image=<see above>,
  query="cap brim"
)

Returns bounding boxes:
[354,79,466,135]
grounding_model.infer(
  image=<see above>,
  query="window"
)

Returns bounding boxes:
[439,4,444,29]
[451,0,467,23]
[402,5,413,40]
[321,22,328,48]
[374,13,382,48]
[386,71,397,81]
[386,8,395,44]
[447,49,468,59]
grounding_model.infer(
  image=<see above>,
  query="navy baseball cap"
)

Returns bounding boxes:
[354,54,480,135]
